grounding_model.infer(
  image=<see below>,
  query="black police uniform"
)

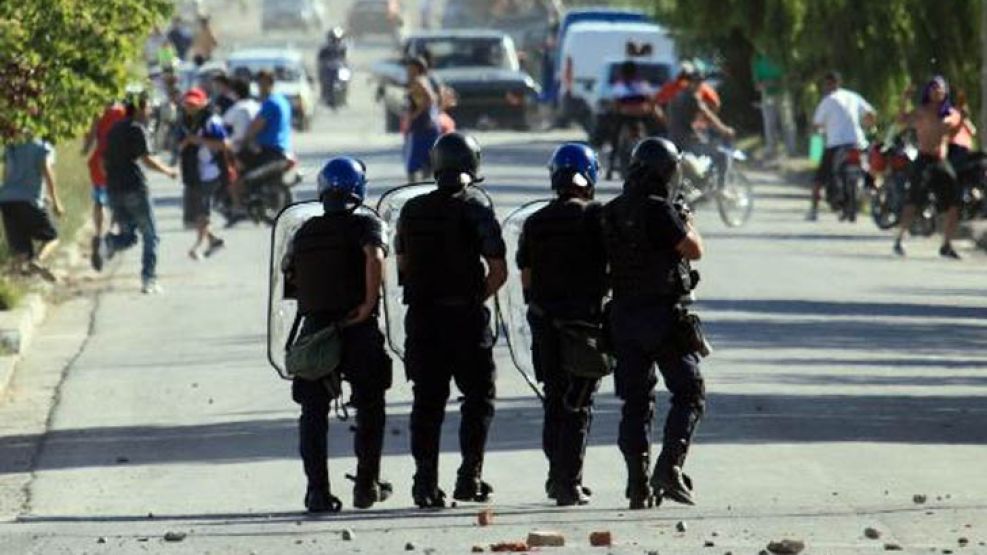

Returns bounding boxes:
[602,190,706,499]
[395,186,506,497]
[516,196,608,499]
[284,211,392,500]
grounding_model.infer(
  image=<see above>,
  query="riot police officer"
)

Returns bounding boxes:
[283,157,393,512]
[516,143,609,507]
[395,132,508,508]
[601,137,706,510]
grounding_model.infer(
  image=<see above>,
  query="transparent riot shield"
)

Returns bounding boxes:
[497,199,551,386]
[266,201,381,378]
[375,182,499,360]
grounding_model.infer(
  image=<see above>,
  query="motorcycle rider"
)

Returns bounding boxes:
[894,76,963,259]
[807,71,877,221]
[282,157,393,512]
[318,28,349,107]
[667,66,735,188]
[394,132,507,508]
[516,143,608,507]
[602,137,706,510]
[242,70,292,172]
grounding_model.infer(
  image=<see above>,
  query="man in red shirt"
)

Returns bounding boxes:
[655,61,721,112]
[82,101,127,271]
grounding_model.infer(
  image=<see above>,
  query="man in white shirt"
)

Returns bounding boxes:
[808,71,876,220]
[222,78,261,155]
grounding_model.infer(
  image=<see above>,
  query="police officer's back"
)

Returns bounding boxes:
[284,157,392,514]
[517,143,608,507]
[602,137,706,510]
[394,132,507,508]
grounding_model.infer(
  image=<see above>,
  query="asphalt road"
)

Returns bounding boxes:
[1,3,987,554]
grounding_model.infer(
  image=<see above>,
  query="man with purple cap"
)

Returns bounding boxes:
[894,76,963,259]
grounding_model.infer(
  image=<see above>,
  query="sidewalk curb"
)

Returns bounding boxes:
[0,294,48,397]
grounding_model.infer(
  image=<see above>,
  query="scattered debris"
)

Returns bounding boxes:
[405,542,416,551]
[884,543,903,551]
[589,531,612,547]
[147,512,154,519]
[96,537,106,544]
[942,550,954,554]
[137,538,149,542]
[471,545,484,553]
[676,521,688,533]
[163,531,187,542]
[341,529,354,541]
[527,531,564,547]
[478,509,494,527]
[115,456,129,464]
[490,541,529,552]
[865,527,882,540]
[958,538,969,546]
[712,532,719,537]
[704,540,715,547]
[913,494,928,504]
[766,539,805,554]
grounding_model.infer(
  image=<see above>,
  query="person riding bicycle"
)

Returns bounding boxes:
[807,71,877,221]
[667,65,735,188]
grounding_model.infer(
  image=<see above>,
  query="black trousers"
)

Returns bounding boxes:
[609,299,705,468]
[405,303,496,480]
[291,316,392,492]
[527,308,600,489]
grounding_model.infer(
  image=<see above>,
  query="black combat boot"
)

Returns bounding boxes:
[412,466,446,509]
[351,475,393,510]
[651,439,696,506]
[554,483,591,507]
[304,487,342,514]
[452,474,494,503]
[625,454,657,510]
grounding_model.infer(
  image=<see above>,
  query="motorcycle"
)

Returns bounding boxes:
[215,155,303,227]
[869,135,917,230]
[320,59,351,109]
[954,150,987,221]
[825,145,866,222]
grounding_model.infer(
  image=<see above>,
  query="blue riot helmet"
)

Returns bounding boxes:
[549,142,599,194]
[317,156,367,212]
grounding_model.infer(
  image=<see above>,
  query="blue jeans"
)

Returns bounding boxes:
[107,190,158,281]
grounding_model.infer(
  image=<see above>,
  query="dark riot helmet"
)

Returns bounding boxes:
[626,137,681,196]
[317,156,367,212]
[431,132,482,190]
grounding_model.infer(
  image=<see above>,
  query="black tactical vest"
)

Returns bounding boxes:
[525,198,607,307]
[399,190,485,305]
[291,214,366,316]
[602,193,682,301]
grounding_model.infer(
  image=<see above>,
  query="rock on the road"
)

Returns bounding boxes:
[766,538,806,554]
[527,530,564,547]
[589,530,612,546]
[865,527,882,539]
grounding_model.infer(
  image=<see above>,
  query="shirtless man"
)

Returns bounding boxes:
[894,77,963,259]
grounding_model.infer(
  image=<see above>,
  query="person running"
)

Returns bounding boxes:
[807,71,876,221]
[893,76,963,259]
[403,56,440,182]
[103,90,178,294]
[0,135,63,281]
[178,88,227,260]
[82,101,127,271]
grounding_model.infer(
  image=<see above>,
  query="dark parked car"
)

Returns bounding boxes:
[372,30,540,132]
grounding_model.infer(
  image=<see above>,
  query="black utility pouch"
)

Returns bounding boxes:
[673,308,713,358]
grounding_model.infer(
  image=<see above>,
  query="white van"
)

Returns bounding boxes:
[557,21,677,128]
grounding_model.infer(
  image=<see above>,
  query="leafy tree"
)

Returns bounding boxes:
[0,0,172,144]
[640,0,982,137]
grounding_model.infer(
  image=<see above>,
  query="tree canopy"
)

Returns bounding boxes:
[643,0,982,134]
[0,0,172,143]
